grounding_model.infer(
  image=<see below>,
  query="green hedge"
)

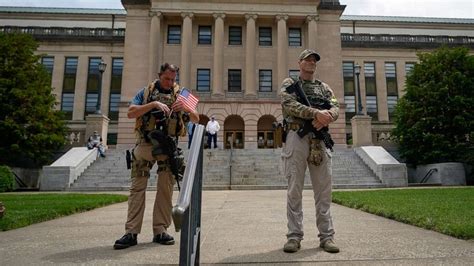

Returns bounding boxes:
[0,166,15,192]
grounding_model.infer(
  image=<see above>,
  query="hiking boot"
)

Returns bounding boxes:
[113,233,137,250]
[153,232,175,245]
[320,239,340,253]
[283,239,301,253]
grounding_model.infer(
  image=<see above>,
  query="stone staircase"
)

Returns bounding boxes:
[68,148,384,191]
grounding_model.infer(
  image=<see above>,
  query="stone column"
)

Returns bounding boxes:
[376,60,389,121]
[276,14,288,95]
[245,14,257,98]
[351,115,373,147]
[148,11,162,81]
[73,55,88,120]
[51,55,65,109]
[180,12,194,89]
[396,61,406,97]
[100,55,112,117]
[306,15,318,50]
[212,13,226,97]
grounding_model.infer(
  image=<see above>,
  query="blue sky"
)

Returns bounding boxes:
[0,0,472,19]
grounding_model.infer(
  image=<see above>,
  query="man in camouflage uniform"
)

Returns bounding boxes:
[281,49,340,253]
[114,63,199,249]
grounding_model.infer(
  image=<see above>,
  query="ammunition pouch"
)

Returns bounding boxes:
[288,122,302,131]
[167,117,178,136]
[308,138,324,166]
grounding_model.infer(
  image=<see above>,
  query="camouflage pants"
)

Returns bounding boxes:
[125,142,175,236]
[281,130,335,243]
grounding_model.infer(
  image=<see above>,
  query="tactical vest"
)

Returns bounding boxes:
[283,77,333,125]
[134,80,186,143]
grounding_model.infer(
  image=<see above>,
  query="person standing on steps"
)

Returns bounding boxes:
[205,115,220,149]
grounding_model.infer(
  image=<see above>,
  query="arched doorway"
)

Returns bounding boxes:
[224,115,245,149]
[257,115,277,148]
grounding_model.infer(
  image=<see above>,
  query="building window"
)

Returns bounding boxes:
[343,61,355,119]
[85,57,102,116]
[107,133,118,145]
[41,56,54,84]
[259,27,272,46]
[289,28,301,47]
[289,70,299,79]
[167,25,181,44]
[197,69,210,92]
[198,26,212,45]
[229,26,242,45]
[385,62,398,118]
[61,57,78,120]
[259,69,272,92]
[109,58,123,121]
[228,69,242,92]
[405,62,415,75]
[364,62,377,119]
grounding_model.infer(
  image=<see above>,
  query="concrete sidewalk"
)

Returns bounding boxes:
[0,190,473,265]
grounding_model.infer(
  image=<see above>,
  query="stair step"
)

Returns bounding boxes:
[69,148,383,191]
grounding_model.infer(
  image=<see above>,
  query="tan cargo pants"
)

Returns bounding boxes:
[125,142,175,236]
[282,130,335,243]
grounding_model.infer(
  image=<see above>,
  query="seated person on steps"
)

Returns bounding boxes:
[87,131,106,158]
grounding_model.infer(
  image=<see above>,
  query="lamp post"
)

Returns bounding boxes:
[354,63,363,115]
[95,60,107,114]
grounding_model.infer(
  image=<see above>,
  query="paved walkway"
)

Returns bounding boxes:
[0,190,473,265]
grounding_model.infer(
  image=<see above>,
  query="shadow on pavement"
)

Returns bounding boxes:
[218,247,326,264]
[41,243,156,264]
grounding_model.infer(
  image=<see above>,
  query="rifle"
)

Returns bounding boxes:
[286,81,335,151]
[148,129,185,191]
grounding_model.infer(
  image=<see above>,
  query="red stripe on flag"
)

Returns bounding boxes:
[177,88,199,111]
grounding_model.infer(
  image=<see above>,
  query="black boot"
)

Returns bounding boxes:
[153,232,175,245]
[113,233,137,249]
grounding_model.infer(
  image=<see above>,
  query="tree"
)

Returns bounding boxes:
[392,46,474,166]
[0,33,68,167]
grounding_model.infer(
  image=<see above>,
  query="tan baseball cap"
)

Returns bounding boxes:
[299,49,321,61]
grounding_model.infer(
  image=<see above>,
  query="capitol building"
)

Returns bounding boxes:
[1,0,473,150]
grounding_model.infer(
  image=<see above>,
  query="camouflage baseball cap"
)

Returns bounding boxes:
[299,49,321,61]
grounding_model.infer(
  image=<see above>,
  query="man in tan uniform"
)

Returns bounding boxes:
[281,49,340,253]
[114,63,199,249]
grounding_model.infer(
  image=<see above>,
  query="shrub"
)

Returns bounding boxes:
[0,33,68,167]
[0,166,15,192]
[392,46,474,166]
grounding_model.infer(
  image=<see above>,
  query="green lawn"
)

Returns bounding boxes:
[332,188,474,239]
[0,193,128,231]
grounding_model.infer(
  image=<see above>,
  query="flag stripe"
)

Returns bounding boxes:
[177,88,199,111]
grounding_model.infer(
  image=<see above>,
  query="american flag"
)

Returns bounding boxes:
[176,88,199,111]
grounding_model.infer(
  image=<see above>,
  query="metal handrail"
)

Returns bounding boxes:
[172,124,204,265]
[172,124,204,230]
[420,168,438,183]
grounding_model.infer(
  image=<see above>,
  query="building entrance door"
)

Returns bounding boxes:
[225,131,244,149]
[257,131,274,148]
